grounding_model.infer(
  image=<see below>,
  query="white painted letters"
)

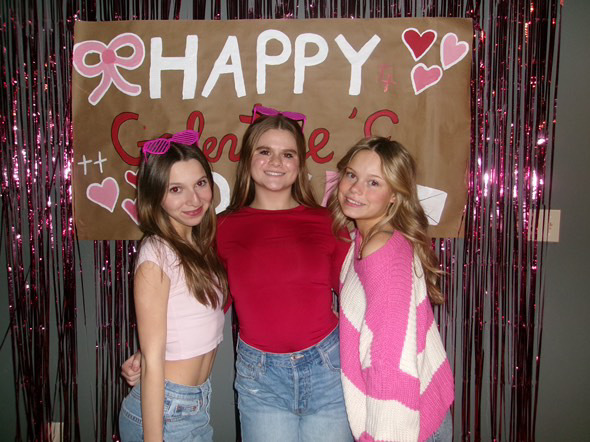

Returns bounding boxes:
[141,31,382,99]
[150,35,198,99]
[257,30,292,94]
[213,172,230,213]
[294,34,329,94]
[202,36,246,98]
[334,34,381,96]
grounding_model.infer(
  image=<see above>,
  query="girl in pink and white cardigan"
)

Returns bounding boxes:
[329,137,455,442]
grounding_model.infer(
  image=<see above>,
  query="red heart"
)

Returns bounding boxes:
[402,28,437,61]
[125,170,138,189]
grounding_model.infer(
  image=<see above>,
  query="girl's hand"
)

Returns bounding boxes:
[121,350,142,386]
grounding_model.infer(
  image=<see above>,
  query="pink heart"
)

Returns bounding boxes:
[411,64,443,95]
[122,198,139,225]
[321,171,340,207]
[125,170,138,189]
[86,177,119,212]
[440,32,469,70]
[402,28,438,61]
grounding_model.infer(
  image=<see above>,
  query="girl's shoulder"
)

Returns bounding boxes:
[137,236,178,272]
[140,235,172,255]
[362,231,392,258]
[358,230,413,260]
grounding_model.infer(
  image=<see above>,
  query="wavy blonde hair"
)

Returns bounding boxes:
[136,142,229,308]
[329,137,444,304]
[227,115,319,211]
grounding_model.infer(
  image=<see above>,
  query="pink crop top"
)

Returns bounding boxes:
[136,237,224,361]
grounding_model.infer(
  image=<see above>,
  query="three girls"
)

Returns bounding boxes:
[120,125,455,441]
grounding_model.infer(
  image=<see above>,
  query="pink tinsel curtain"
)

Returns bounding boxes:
[0,0,561,440]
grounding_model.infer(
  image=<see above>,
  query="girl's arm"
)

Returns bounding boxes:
[134,261,170,442]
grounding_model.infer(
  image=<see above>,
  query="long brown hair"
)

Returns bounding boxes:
[227,115,319,211]
[330,137,444,304]
[136,142,228,308]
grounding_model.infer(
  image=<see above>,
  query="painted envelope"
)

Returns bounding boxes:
[417,184,447,226]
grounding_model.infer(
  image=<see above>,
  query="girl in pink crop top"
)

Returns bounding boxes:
[118,136,229,442]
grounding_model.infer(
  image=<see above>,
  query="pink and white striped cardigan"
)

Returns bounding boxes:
[339,231,454,442]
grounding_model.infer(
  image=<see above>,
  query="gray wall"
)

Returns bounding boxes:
[535,0,590,439]
[1,1,589,440]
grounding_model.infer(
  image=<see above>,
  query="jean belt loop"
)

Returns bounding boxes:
[259,351,265,368]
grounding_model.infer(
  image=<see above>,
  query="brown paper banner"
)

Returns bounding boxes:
[72,18,472,240]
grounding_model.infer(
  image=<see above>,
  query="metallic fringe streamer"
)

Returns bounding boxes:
[93,240,137,441]
[1,0,80,439]
[0,0,560,440]
[460,1,560,439]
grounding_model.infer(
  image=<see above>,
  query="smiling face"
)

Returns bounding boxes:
[337,150,396,234]
[161,159,213,239]
[249,129,300,201]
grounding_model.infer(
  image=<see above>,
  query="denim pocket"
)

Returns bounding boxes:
[164,397,204,423]
[235,353,261,380]
[120,395,143,425]
[318,339,342,371]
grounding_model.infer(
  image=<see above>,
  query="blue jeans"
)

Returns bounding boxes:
[426,411,453,442]
[235,326,353,442]
[118,378,213,441]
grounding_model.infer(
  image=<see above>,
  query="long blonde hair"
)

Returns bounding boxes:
[227,115,319,211]
[330,137,444,304]
[136,142,228,308]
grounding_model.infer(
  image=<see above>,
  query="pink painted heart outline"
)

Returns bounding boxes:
[411,63,443,95]
[440,32,469,70]
[121,198,139,225]
[125,170,138,189]
[402,28,438,62]
[321,170,339,207]
[86,177,120,212]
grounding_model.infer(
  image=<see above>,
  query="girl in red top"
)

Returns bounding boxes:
[217,110,352,442]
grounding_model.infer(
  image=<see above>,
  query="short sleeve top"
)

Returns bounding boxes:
[136,237,224,360]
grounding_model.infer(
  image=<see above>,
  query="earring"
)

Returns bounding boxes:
[387,201,396,217]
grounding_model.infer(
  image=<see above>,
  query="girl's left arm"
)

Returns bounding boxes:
[135,262,170,442]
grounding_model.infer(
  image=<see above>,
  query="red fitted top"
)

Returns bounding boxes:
[216,205,350,353]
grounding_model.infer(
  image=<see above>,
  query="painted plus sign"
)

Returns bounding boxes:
[94,151,107,173]
[77,155,93,175]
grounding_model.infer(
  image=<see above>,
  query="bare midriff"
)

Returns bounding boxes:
[164,347,218,386]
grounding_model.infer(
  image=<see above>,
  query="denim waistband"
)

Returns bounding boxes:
[237,326,339,368]
[130,377,211,400]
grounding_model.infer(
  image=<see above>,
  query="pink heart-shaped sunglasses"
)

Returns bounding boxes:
[142,130,200,158]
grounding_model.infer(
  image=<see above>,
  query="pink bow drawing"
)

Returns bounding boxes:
[73,33,145,106]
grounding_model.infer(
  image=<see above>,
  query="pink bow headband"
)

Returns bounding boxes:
[252,105,307,131]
